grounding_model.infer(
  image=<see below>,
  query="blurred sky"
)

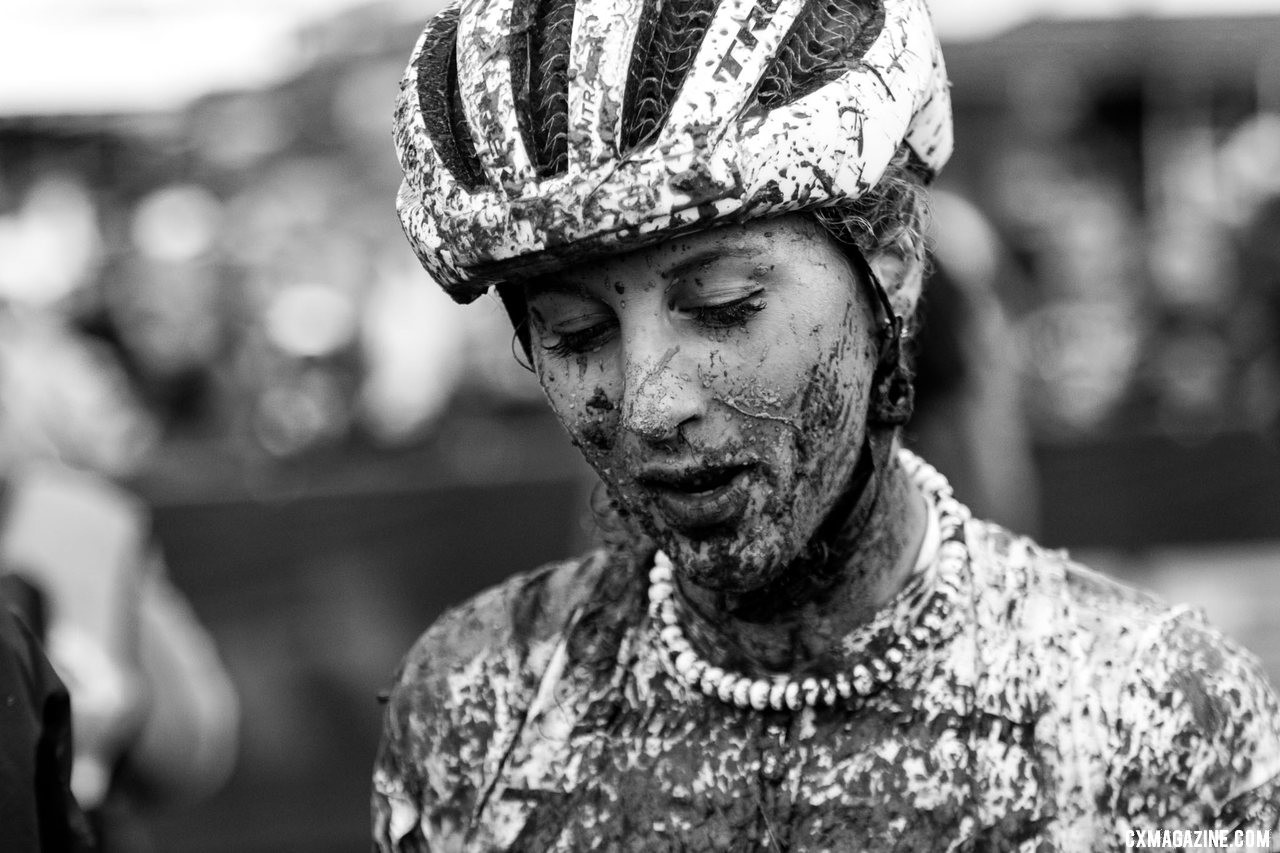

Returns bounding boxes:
[5,0,1280,115]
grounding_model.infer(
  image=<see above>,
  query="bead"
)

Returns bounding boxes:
[733,679,753,709]
[885,647,904,665]
[649,566,670,585]
[700,674,719,697]
[821,680,838,707]
[660,625,683,649]
[872,658,892,682]
[651,581,674,602]
[749,680,771,711]
[675,650,697,674]
[802,678,821,706]
[784,681,803,711]
[769,681,788,711]
[852,664,874,695]
[660,606,679,626]
[717,675,738,704]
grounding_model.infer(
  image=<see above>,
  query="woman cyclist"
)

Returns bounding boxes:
[373,0,1280,848]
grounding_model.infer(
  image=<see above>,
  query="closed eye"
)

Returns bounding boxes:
[542,317,618,358]
[686,292,766,329]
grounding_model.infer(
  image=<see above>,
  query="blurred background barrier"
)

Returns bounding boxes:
[2,0,1279,850]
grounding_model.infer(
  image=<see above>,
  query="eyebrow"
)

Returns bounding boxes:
[661,246,760,285]
[522,244,763,299]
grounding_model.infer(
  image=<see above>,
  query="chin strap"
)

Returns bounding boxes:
[806,427,896,563]
[731,431,885,619]
[728,425,900,620]
[870,346,915,426]
[846,247,915,427]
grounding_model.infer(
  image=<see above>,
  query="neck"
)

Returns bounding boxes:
[675,433,928,677]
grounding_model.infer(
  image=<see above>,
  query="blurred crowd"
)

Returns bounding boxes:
[0,113,534,477]
[0,27,1276,485]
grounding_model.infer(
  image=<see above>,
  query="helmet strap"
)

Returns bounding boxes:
[869,320,914,426]
[845,247,915,427]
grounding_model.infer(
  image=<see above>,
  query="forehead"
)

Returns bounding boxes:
[522,214,839,296]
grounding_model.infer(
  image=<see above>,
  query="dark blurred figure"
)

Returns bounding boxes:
[0,574,96,852]
[908,189,1041,534]
[0,309,238,853]
[1235,192,1280,431]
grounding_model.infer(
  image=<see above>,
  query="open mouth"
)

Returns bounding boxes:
[642,463,753,493]
[638,463,756,531]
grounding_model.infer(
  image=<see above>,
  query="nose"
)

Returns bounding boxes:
[620,338,703,446]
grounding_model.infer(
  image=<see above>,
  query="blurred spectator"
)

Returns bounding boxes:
[1234,191,1280,430]
[0,308,239,852]
[0,173,102,310]
[908,189,1041,534]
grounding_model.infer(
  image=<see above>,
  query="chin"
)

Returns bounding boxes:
[657,524,797,594]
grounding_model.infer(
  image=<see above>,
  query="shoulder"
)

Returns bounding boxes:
[965,518,1275,684]
[1108,608,1280,825]
[964,520,1280,824]
[964,518,1176,653]
[381,548,613,743]
[372,549,621,849]
[397,549,609,686]
[958,519,1181,732]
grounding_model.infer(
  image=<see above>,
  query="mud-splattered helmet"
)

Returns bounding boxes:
[394,0,953,303]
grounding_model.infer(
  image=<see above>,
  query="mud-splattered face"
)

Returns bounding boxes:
[524,215,881,592]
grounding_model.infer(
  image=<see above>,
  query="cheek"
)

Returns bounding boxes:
[803,306,876,428]
[578,386,622,453]
[707,299,873,432]
[535,358,624,457]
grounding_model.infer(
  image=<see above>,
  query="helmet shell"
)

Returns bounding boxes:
[395,0,953,301]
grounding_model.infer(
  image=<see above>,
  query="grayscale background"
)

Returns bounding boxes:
[2,0,1278,850]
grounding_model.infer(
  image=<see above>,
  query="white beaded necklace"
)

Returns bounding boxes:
[647,448,969,712]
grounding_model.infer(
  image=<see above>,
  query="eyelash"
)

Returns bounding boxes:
[541,293,766,358]
[689,295,766,329]
[545,323,617,359]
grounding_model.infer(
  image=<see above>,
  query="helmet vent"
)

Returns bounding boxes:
[754,0,884,110]
[415,7,489,190]
[620,0,720,152]
[512,0,577,177]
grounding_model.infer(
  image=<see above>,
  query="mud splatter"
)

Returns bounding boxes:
[586,387,615,412]
[374,519,1280,851]
[393,0,953,302]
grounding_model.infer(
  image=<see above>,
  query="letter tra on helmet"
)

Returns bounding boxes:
[394,0,953,302]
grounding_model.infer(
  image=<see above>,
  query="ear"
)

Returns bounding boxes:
[866,250,925,320]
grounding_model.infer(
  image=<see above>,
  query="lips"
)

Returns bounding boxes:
[637,462,756,533]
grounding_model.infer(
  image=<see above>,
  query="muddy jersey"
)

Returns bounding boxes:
[372,518,1280,852]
